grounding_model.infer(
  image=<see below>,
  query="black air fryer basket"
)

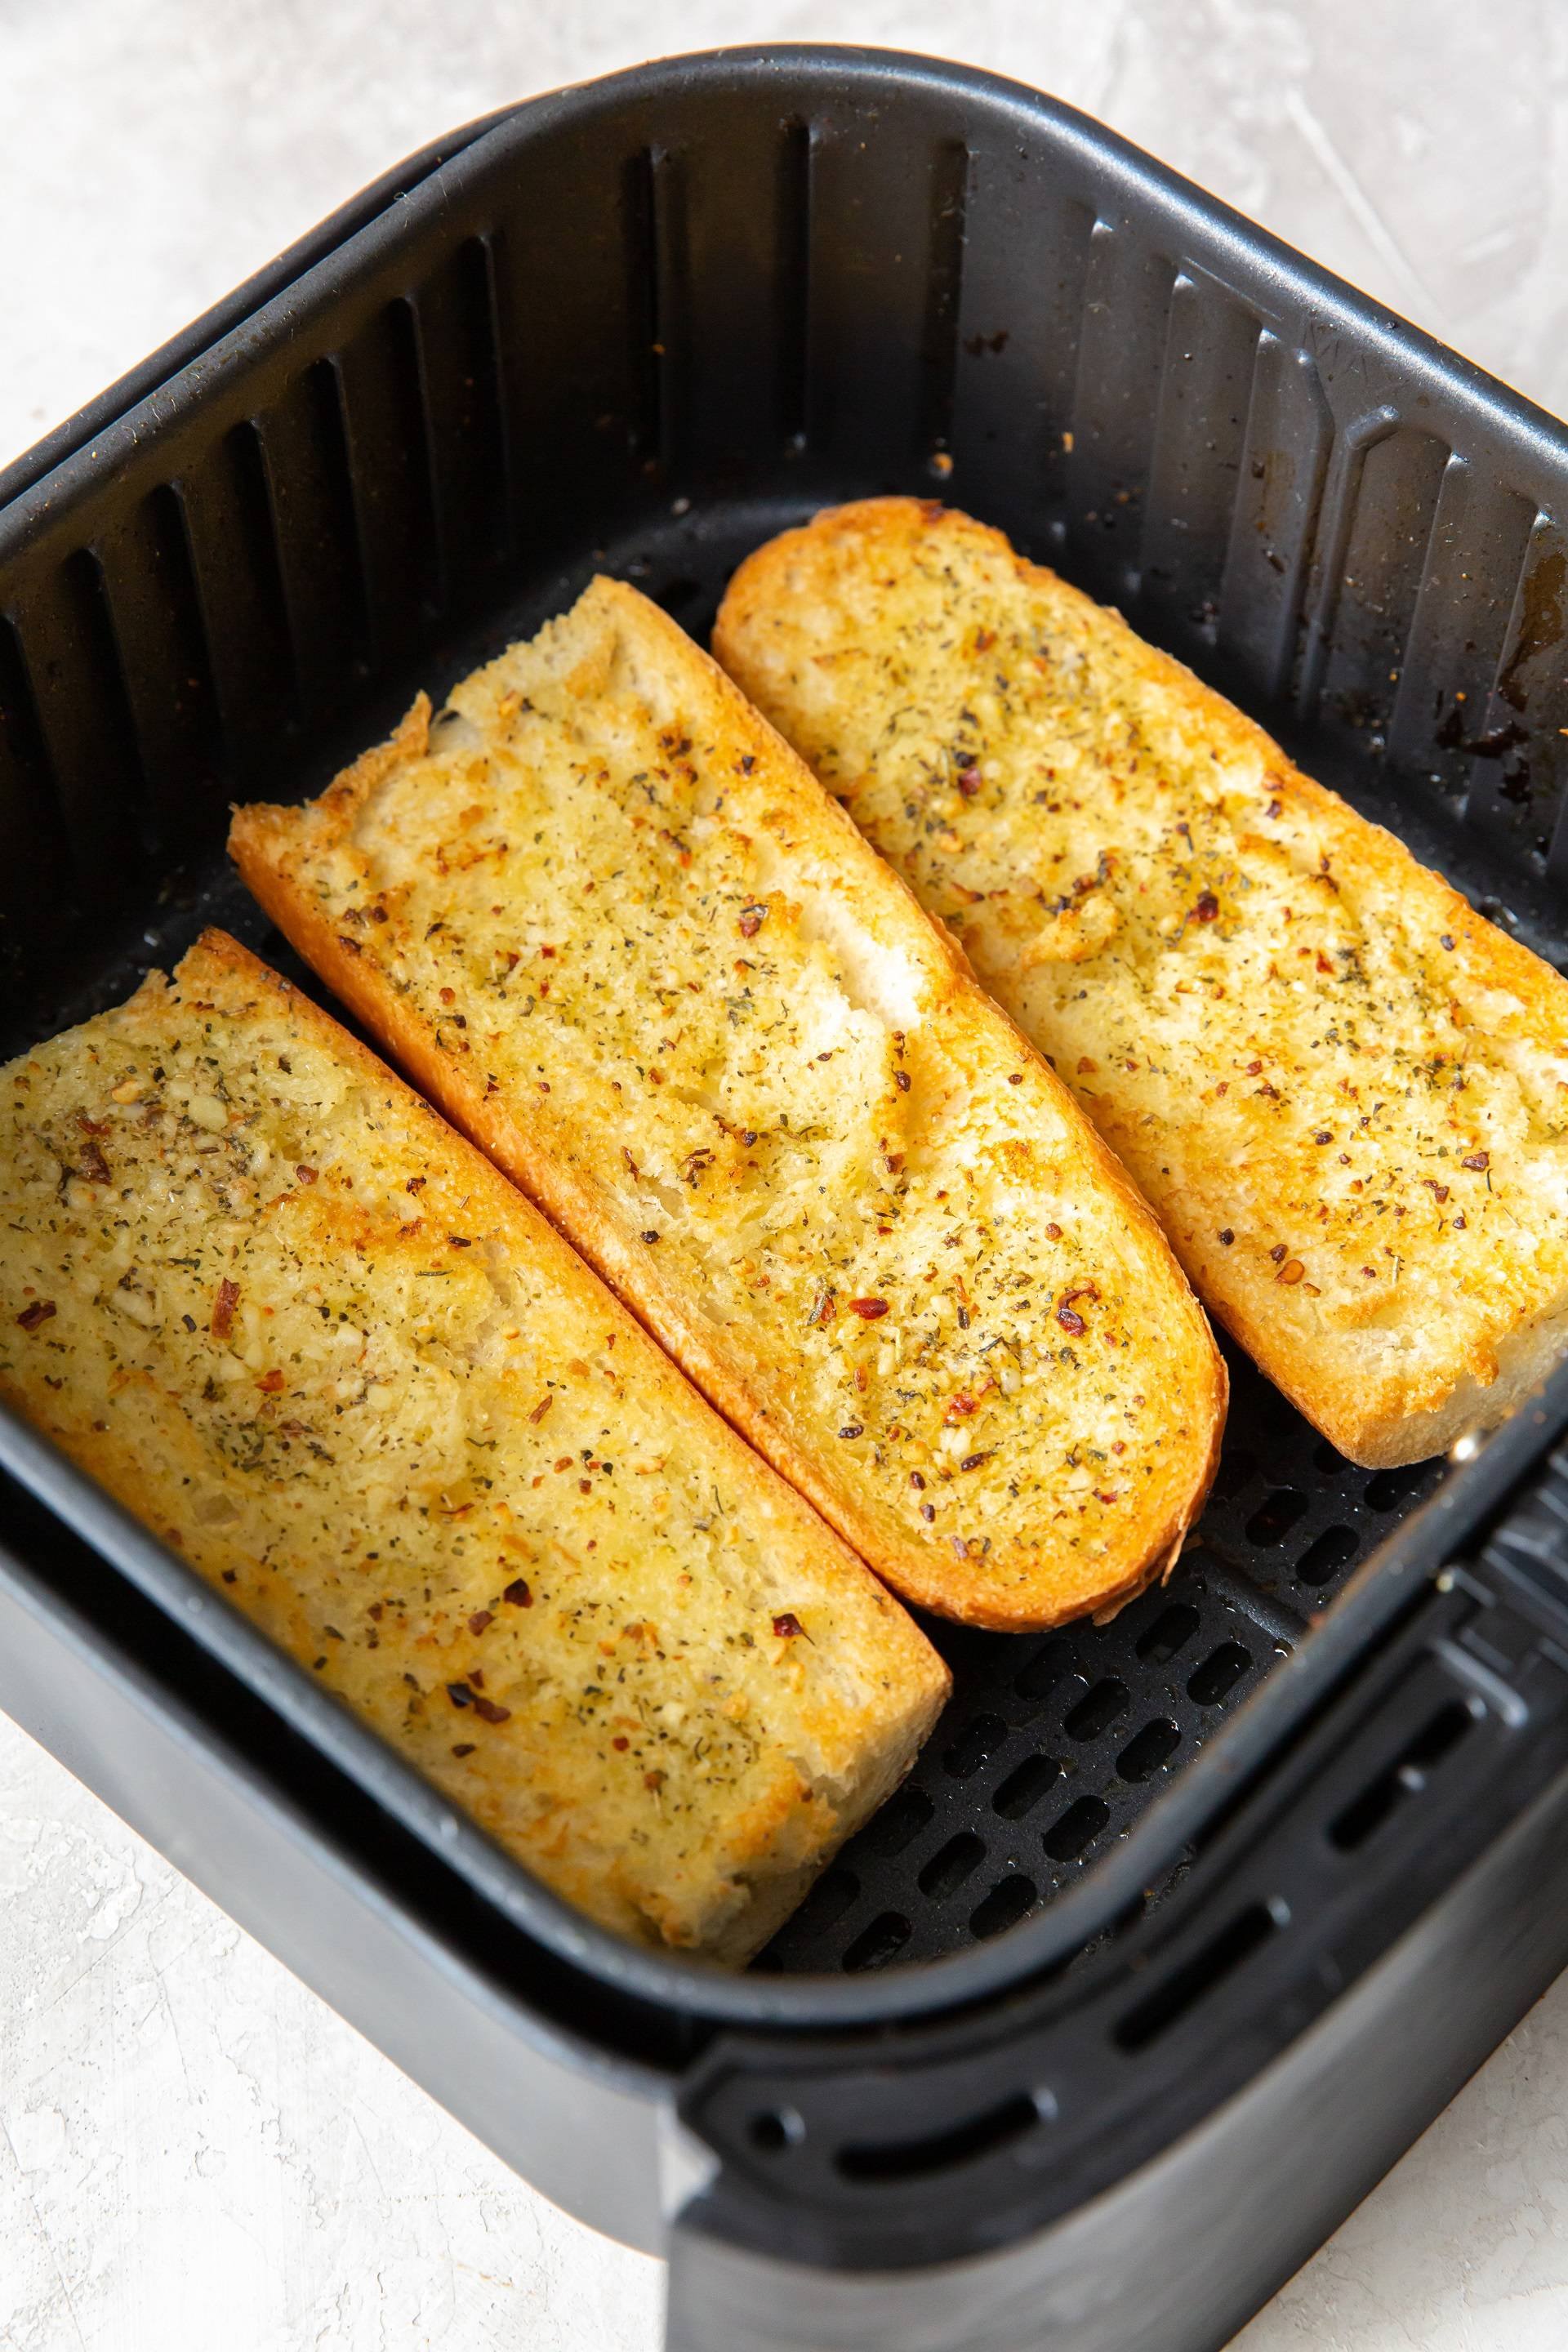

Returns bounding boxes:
[7,49,1568,2352]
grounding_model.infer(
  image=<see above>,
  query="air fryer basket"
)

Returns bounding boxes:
[6,47,1568,2352]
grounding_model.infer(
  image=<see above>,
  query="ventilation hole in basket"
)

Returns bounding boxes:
[1365,1462,1432,1512]
[919,1832,987,1899]
[1117,1717,1180,1782]
[1313,1437,1352,1477]
[1187,1642,1252,1705]
[794,1866,858,1934]
[1014,1640,1067,1704]
[836,2091,1041,2183]
[943,1712,1007,1780]
[1328,1699,1479,1851]
[844,1911,914,1971]
[859,1785,934,1857]
[992,1753,1061,1820]
[1113,1902,1281,2051]
[1245,1488,1309,1547]
[1064,1677,1130,1741]
[1136,1602,1200,1664]
[749,2107,804,2154]
[969,1876,1038,1940]
[1044,1796,1110,1861]
[1297,1525,1361,1587]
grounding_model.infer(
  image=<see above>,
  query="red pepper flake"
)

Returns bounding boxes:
[406,1177,426,1195]
[1056,1304,1086,1335]
[809,1290,836,1326]
[1440,933,1456,951]
[448,1235,473,1248]
[212,1277,239,1340]
[528,1394,553,1424]
[960,1452,991,1472]
[256,1368,285,1392]
[1422,1179,1450,1203]
[1077,1057,1098,1075]
[16,1299,56,1333]
[503,1577,532,1607]
[920,1502,936,1522]
[77,1138,111,1185]
[1045,1221,1062,1241]
[1245,1060,1263,1076]
[470,1692,510,1725]
[773,1611,805,1638]
[1218,1228,1235,1246]
[468,1610,493,1637]
[644,1769,666,1793]
[737,903,768,938]
[641,1229,661,1244]
[447,1681,474,1708]
[1268,1244,1287,1264]
[77,1111,109,1135]
[1008,1071,1023,1085]
[439,987,455,1004]
[956,767,982,797]
[893,1068,911,1092]
[1454,1214,1467,1231]
[622,1147,639,1177]
[1462,1150,1490,1171]
[847,1297,889,1320]
[946,1392,978,1419]
[910,1471,925,1490]
[336,934,362,955]
[612,1735,630,1751]
[739,754,755,775]
[1312,1130,1331,1145]
[452,1742,476,1758]
[838,1423,864,1439]
[1096,1490,1120,1504]
[1194,892,1220,922]
[1277,1259,1305,1285]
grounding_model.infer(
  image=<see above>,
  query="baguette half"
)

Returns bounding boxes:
[0,929,949,1962]
[715,495,1568,1466]
[231,579,1225,1631]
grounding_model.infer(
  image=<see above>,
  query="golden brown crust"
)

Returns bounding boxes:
[231,577,1226,1631]
[0,928,948,1962]
[715,496,1568,1467]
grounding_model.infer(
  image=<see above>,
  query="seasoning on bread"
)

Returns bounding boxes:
[0,929,948,1962]
[715,495,1568,1468]
[230,579,1225,1633]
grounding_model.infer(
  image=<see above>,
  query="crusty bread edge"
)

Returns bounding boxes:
[231,585,1227,1630]
[716,496,1568,1471]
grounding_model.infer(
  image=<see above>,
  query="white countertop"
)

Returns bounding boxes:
[3,2,1568,2345]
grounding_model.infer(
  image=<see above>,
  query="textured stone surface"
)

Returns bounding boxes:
[2,2,1566,2345]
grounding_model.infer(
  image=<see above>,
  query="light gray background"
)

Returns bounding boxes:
[3,2,1568,2345]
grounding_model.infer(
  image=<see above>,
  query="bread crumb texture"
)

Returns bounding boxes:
[0,931,947,1963]
[715,497,1568,1466]
[231,580,1225,1630]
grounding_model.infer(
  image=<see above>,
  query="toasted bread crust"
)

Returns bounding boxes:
[715,497,1568,1466]
[0,930,948,1962]
[232,580,1225,1630]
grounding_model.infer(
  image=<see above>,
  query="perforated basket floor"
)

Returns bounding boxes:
[760,1335,1444,1973]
